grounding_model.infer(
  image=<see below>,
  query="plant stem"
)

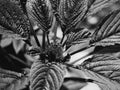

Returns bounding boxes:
[60,34,65,44]
[42,31,46,50]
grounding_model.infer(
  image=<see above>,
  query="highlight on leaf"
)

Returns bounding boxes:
[26,0,53,31]
[0,0,31,39]
[80,54,120,90]
[0,68,28,90]
[90,10,120,45]
[30,60,66,90]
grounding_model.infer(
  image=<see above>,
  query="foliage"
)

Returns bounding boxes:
[0,0,120,90]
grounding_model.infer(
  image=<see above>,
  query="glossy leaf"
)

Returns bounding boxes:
[90,10,120,45]
[26,0,53,31]
[0,0,31,39]
[0,68,28,90]
[80,54,120,90]
[30,60,66,90]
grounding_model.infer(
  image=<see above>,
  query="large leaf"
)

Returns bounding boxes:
[26,0,53,31]
[93,33,120,46]
[90,10,120,45]
[87,0,119,15]
[30,60,66,90]
[0,68,28,90]
[80,54,120,90]
[0,0,31,39]
[58,0,89,34]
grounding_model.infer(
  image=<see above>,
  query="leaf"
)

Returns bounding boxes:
[93,33,120,47]
[0,68,28,90]
[65,28,91,47]
[30,60,66,90]
[26,0,53,31]
[87,0,119,15]
[0,38,12,47]
[80,54,120,90]
[58,0,89,34]
[12,39,25,54]
[90,10,120,45]
[0,0,31,39]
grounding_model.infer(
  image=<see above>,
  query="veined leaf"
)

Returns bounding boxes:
[26,0,53,31]
[87,0,119,15]
[30,60,66,90]
[0,68,28,90]
[0,0,31,39]
[66,28,91,47]
[80,54,120,90]
[58,0,88,34]
[94,33,120,46]
[90,10,120,45]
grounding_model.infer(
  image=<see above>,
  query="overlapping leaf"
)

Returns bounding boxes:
[58,0,88,34]
[90,10,120,45]
[80,54,120,90]
[87,0,119,15]
[0,0,31,39]
[26,0,53,31]
[66,28,91,47]
[30,60,66,90]
[0,68,28,90]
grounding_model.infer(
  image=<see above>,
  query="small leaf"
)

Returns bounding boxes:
[0,68,28,90]
[26,0,53,31]
[30,60,66,90]
[66,28,91,47]
[0,0,31,39]
[80,54,120,90]
[90,10,120,45]
[58,0,89,34]
[12,39,25,53]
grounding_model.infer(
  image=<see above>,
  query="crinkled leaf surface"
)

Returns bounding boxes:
[66,28,91,47]
[90,10,120,45]
[0,0,31,39]
[0,68,28,90]
[58,0,88,34]
[30,60,66,90]
[80,54,120,90]
[26,0,53,31]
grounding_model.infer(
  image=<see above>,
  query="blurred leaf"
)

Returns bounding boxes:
[26,0,53,31]
[88,0,119,15]
[80,54,120,90]
[12,39,25,54]
[90,10,120,46]
[0,38,12,47]
[30,60,66,90]
[0,0,31,39]
[0,68,28,90]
